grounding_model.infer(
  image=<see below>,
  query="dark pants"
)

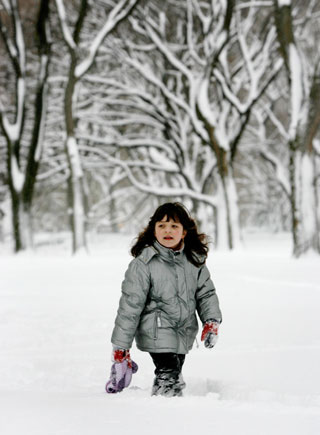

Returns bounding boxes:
[150,352,186,376]
[149,353,186,397]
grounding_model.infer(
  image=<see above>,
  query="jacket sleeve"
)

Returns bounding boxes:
[111,258,150,349]
[195,264,222,324]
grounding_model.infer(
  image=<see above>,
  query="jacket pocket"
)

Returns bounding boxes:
[153,311,162,340]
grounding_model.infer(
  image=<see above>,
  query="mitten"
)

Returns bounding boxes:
[201,319,220,348]
[105,349,138,394]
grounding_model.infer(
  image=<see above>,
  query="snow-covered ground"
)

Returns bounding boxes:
[1,231,320,435]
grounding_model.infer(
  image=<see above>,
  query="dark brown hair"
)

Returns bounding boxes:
[131,202,209,267]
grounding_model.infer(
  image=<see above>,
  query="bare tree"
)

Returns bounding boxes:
[97,0,281,248]
[272,0,320,255]
[0,0,51,251]
[54,0,142,253]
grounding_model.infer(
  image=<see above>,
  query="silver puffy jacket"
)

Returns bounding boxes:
[111,241,222,354]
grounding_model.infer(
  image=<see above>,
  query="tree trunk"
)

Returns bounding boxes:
[215,170,241,250]
[274,0,319,256]
[56,0,143,253]
[8,178,33,252]
[208,127,241,249]
[313,152,320,253]
[64,67,87,253]
[288,141,299,254]
[290,149,319,256]
[0,0,50,252]
[9,185,24,252]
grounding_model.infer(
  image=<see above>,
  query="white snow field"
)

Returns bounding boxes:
[0,232,320,435]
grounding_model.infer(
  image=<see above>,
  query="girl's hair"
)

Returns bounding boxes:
[131,202,209,267]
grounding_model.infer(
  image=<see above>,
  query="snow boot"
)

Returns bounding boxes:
[151,371,184,397]
[176,373,186,392]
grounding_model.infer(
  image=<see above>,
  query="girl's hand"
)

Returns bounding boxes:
[201,320,220,348]
[112,348,131,364]
[106,349,138,393]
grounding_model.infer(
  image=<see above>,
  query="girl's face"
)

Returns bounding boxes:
[154,216,187,250]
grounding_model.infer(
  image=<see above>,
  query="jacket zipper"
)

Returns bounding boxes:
[153,311,161,339]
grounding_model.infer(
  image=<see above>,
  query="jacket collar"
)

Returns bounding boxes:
[139,241,185,264]
[153,240,184,263]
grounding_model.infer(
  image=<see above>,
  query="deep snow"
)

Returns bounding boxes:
[0,231,320,435]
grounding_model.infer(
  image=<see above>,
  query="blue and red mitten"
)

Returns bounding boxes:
[201,319,220,348]
[105,349,138,394]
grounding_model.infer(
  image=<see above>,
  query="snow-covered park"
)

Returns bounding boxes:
[0,231,320,435]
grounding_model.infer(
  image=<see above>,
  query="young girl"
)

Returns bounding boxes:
[106,202,222,397]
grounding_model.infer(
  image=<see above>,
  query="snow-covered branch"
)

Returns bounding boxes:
[75,0,141,78]
[78,145,178,174]
[143,21,192,82]
[261,102,290,141]
[77,134,174,157]
[121,160,218,208]
[236,1,273,9]
[288,43,303,140]
[36,163,69,181]
[0,1,26,143]
[259,150,291,198]
[54,0,76,50]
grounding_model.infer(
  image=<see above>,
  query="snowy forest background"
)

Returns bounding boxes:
[0,0,320,256]
[1,2,320,433]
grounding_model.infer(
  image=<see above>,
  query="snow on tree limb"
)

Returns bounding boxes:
[261,103,290,141]
[1,0,10,12]
[314,139,320,154]
[236,1,273,8]
[77,134,174,157]
[260,150,291,197]
[186,1,203,66]
[75,0,141,78]
[0,20,18,61]
[0,2,26,140]
[79,144,178,174]
[278,0,291,6]
[123,56,208,144]
[36,163,69,181]
[67,137,84,178]
[77,139,216,206]
[197,78,216,127]
[34,82,49,163]
[125,57,191,114]
[288,43,303,140]
[214,69,247,114]
[11,0,25,73]
[0,45,25,143]
[143,21,193,82]
[10,154,25,193]
[54,0,76,50]
[122,161,218,208]
[0,0,25,74]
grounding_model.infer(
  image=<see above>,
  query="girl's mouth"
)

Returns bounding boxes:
[164,236,173,240]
